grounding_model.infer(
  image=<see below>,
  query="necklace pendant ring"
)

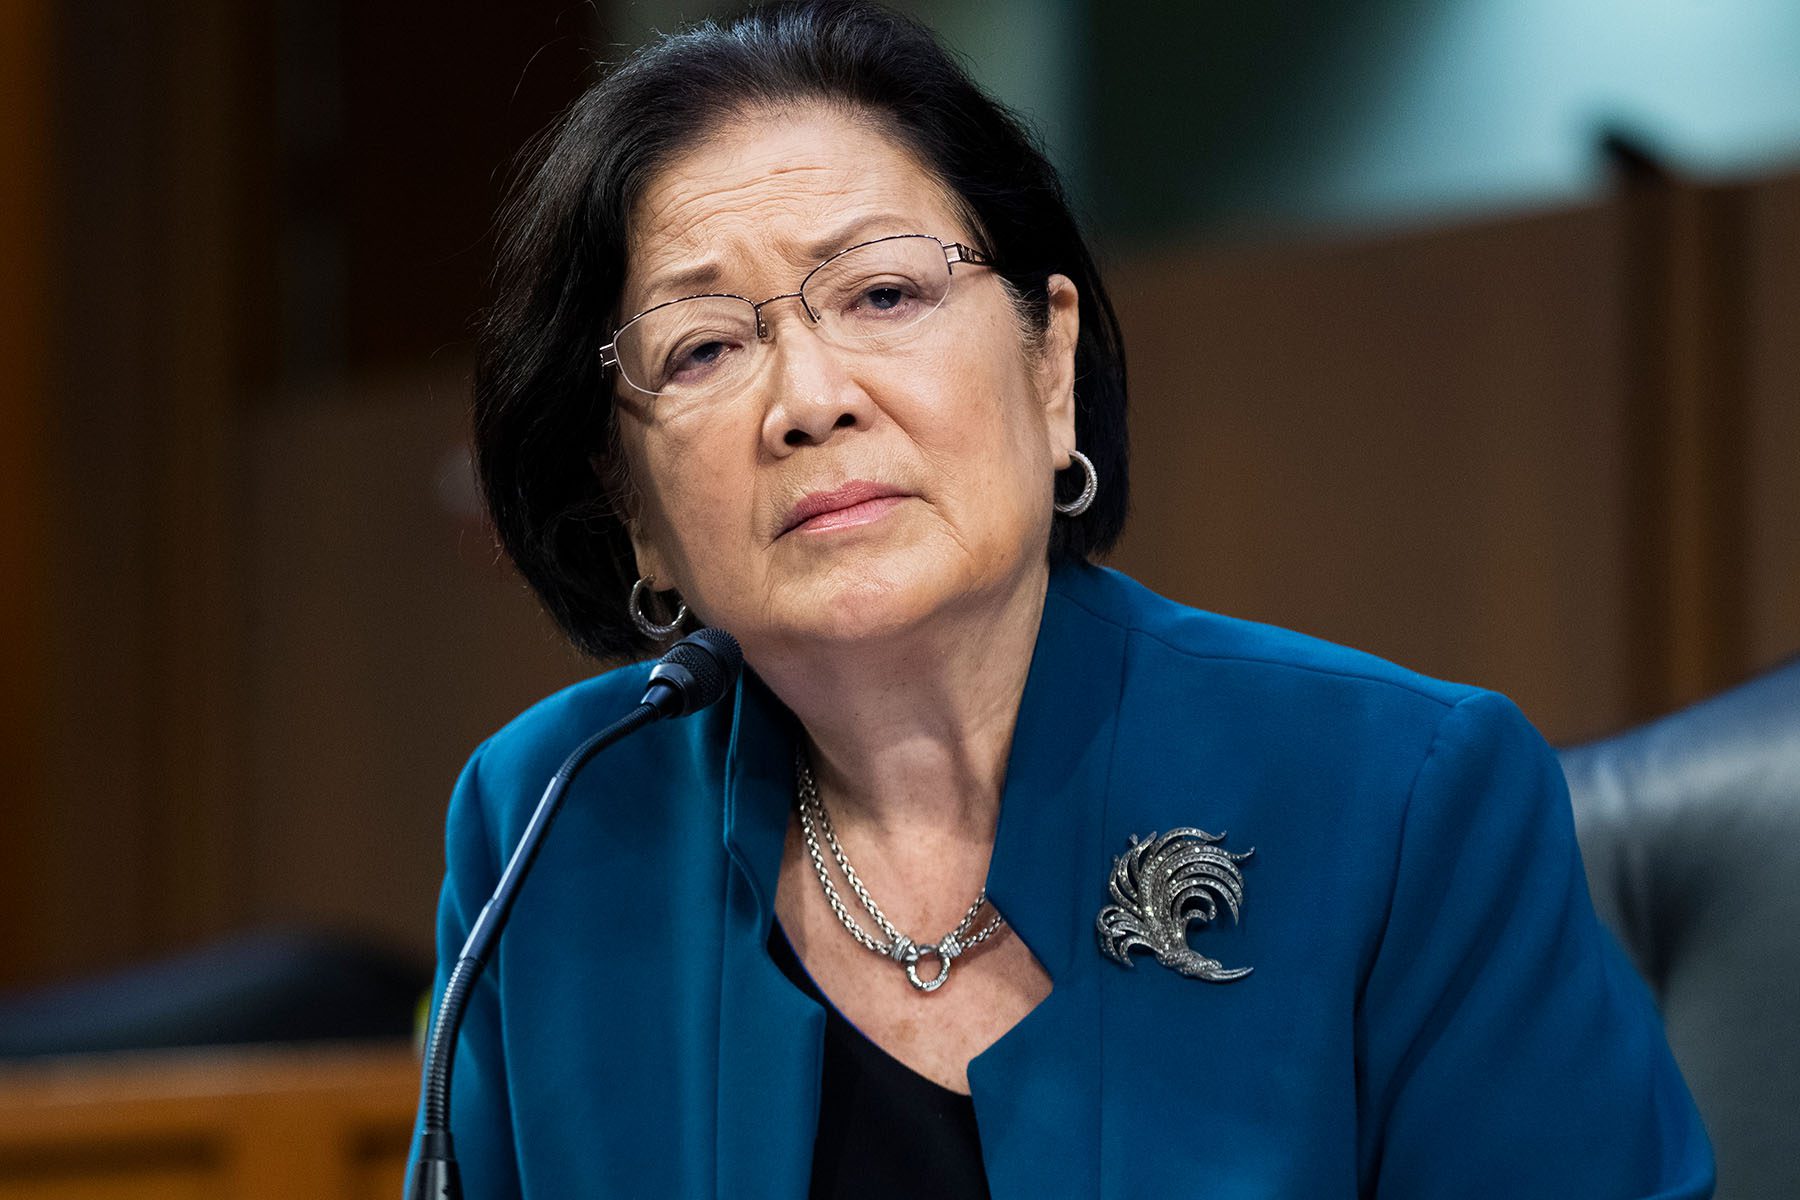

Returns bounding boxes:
[904,942,954,992]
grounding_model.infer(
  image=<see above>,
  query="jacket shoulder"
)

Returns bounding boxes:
[1060,564,1479,710]
[452,659,669,837]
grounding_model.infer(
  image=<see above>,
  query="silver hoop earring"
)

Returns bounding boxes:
[1054,449,1098,517]
[629,576,689,640]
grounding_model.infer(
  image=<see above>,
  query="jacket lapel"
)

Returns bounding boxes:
[715,672,823,1199]
[970,564,1127,1198]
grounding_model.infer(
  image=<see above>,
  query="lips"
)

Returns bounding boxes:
[780,481,913,536]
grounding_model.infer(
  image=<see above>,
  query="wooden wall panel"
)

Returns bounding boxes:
[144,0,267,962]
[1744,173,1800,673]
[15,0,598,986]
[37,5,163,987]
[1109,204,1633,742]
[1613,166,1755,716]
[241,370,587,952]
[34,2,273,988]
[0,0,53,979]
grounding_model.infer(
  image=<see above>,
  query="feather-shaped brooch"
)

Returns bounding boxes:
[1096,828,1252,982]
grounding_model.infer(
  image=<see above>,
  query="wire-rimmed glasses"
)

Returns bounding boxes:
[598,234,990,398]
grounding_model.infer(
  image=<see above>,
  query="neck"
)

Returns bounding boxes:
[752,562,1051,844]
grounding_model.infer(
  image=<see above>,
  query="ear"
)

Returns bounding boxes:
[1038,273,1081,462]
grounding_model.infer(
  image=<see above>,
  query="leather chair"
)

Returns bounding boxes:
[1560,658,1800,1200]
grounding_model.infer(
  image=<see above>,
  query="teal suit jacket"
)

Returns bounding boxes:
[414,563,1713,1197]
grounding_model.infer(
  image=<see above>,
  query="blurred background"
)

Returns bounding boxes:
[0,0,1796,1191]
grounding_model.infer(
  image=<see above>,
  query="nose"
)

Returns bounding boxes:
[758,305,876,454]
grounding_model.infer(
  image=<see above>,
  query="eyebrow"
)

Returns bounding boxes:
[632,212,927,306]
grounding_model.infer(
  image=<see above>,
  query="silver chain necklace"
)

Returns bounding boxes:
[794,748,1006,993]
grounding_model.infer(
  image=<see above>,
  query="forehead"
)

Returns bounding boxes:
[621,104,970,311]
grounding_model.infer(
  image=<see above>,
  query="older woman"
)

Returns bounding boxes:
[414,2,1712,1196]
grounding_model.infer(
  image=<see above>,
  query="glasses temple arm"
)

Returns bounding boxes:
[945,242,991,267]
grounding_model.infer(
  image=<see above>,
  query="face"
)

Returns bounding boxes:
[613,103,1079,660]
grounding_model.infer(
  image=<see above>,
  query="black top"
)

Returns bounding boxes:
[768,922,991,1199]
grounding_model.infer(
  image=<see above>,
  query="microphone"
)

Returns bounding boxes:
[640,626,741,717]
[410,628,743,1200]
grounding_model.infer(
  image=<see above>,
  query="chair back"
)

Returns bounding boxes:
[1560,659,1800,1200]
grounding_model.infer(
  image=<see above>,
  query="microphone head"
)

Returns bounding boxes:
[645,628,743,716]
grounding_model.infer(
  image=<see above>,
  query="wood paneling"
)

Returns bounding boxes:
[144,0,267,975]
[0,0,52,979]
[15,0,598,988]
[1109,171,1796,743]
[1614,161,1754,716]
[241,369,587,949]
[1110,203,1634,742]
[1744,174,1800,672]
[33,2,275,987]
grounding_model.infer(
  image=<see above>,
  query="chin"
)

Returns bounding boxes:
[781,536,1036,647]
[806,564,944,644]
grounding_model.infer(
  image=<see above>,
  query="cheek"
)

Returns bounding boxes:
[631,409,760,554]
[936,326,1049,470]
[904,341,1053,541]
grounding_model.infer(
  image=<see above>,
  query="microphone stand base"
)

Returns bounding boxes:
[409,1155,462,1200]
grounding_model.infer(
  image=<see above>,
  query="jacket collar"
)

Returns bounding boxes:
[720,666,799,943]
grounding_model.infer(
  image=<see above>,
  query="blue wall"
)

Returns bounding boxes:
[603,0,1800,244]
[1086,0,1800,242]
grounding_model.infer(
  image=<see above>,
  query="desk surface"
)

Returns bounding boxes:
[0,1042,420,1200]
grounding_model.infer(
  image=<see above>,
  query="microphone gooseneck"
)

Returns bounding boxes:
[409,629,744,1200]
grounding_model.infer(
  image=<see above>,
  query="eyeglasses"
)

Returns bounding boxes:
[599,233,991,398]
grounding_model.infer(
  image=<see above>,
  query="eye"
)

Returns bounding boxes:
[862,285,908,312]
[663,336,741,385]
[846,278,925,320]
[681,340,727,367]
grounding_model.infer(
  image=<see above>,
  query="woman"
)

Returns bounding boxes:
[415,2,1713,1196]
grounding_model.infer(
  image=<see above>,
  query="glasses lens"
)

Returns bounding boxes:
[613,297,758,396]
[804,236,953,343]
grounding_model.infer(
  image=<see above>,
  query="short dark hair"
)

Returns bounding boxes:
[474,0,1130,661]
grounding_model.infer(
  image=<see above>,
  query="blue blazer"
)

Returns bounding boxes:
[415,562,1713,1198]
